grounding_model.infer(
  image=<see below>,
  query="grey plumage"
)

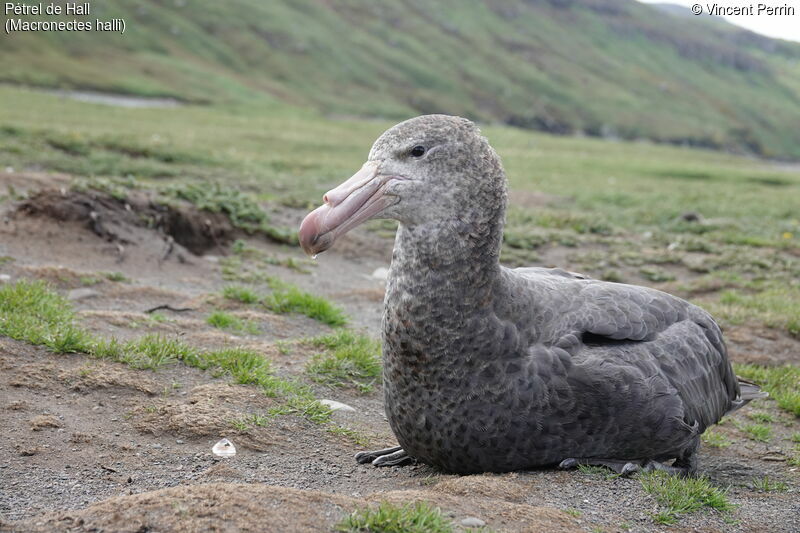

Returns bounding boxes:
[299,114,766,474]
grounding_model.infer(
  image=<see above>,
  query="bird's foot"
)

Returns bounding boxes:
[558,457,695,477]
[354,446,414,467]
[558,457,643,477]
[640,459,695,477]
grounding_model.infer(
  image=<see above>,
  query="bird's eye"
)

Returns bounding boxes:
[410,145,426,158]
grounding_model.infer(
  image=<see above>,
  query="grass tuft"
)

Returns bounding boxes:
[103,271,130,282]
[264,279,347,327]
[163,182,268,232]
[734,363,800,417]
[701,430,732,448]
[222,284,260,304]
[640,471,733,525]
[741,424,771,442]
[117,334,194,370]
[747,412,775,423]
[337,501,454,533]
[327,425,370,447]
[751,476,788,493]
[0,280,91,353]
[576,464,621,480]
[200,347,273,386]
[206,310,260,335]
[306,329,381,392]
[715,288,800,337]
[221,280,346,326]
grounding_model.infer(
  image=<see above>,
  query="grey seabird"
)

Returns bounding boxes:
[298,114,766,476]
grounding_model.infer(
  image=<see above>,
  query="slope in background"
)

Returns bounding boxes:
[2,0,800,158]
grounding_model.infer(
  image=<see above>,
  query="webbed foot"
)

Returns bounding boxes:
[354,446,414,467]
[639,459,694,477]
[558,457,695,477]
[558,457,642,477]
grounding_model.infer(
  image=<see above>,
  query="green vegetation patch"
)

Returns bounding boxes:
[701,430,732,448]
[327,425,370,447]
[206,310,260,335]
[741,423,771,442]
[639,471,733,525]
[0,279,91,354]
[163,183,297,244]
[337,501,454,533]
[163,182,268,233]
[222,284,260,304]
[713,286,800,337]
[751,476,788,493]
[577,464,621,480]
[263,278,347,327]
[748,412,775,424]
[222,280,347,327]
[734,364,800,416]
[306,329,381,393]
[0,280,330,423]
[103,271,130,282]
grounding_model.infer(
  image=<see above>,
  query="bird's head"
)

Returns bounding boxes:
[299,114,505,256]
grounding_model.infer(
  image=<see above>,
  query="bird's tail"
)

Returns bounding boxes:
[727,377,769,414]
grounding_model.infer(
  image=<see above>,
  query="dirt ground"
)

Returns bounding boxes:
[0,173,798,532]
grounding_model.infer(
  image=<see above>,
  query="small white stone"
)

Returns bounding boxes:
[461,517,486,528]
[0,274,11,283]
[204,255,220,263]
[212,438,236,457]
[320,399,356,412]
[371,267,389,280]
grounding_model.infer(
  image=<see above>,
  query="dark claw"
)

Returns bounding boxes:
[641,460,694,477]
[558,458,579,470]
[372,449,413,467]
[354,446,407,466]
[620,463,641,477]
[558,457,644,476]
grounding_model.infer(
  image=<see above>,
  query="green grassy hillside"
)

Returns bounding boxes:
[2,0,800,158]
[1,84,798,340]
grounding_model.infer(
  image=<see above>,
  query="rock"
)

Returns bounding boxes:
[67,288,100,301]
[0,274,11,283]
[461,517,486,528]
[319,399,356,412]
[680,211,703,222]
[371,267,389,280]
